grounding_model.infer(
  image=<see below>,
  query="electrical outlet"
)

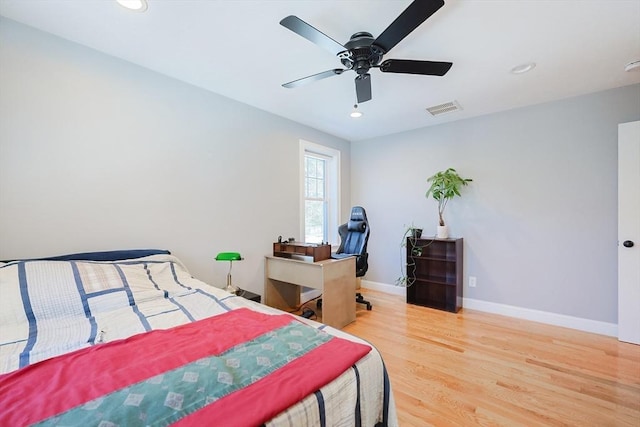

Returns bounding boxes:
[469,276,477,288]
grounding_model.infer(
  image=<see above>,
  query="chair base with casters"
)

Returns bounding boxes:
[356,292,372,311]
[316,292,371,311]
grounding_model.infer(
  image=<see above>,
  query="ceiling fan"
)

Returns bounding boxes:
[280,0,452,104]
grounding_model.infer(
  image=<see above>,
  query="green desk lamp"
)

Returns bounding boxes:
[215,252,243,295]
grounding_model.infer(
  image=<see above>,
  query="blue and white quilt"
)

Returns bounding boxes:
[0,254,397,427]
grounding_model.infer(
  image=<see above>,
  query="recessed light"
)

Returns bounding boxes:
[116,0,148,12]
[625,60,640,72]
[510,62,536,74]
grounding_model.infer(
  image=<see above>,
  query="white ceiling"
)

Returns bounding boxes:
[1,0,639,141]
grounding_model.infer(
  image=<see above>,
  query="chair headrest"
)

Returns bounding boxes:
[349,206,367,222]
[347,220,367,232]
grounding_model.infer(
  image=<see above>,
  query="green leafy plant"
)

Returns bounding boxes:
[425,168,472,226]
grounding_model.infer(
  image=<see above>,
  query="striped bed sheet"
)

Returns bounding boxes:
[0,254,397,426]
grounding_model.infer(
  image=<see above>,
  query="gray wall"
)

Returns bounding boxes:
[0,18,351,293]
[352,83,640,324]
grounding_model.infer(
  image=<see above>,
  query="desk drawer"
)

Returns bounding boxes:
[266,258,323,289]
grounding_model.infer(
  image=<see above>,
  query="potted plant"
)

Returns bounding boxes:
[425,168,472,238]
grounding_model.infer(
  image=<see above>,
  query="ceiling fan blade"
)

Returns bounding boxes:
[355,74,372,103]
[379,59,452,76]
[280,15,346,56]
[282,69,345,88]
[372,0,445,53]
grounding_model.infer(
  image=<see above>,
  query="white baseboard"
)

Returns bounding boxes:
[462,298,618,337]
[361,280,406,296]
[361,280,618,337]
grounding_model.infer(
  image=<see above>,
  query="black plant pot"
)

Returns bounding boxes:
[411,228,423,239]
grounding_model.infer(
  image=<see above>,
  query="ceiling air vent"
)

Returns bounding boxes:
[426,100,462,117]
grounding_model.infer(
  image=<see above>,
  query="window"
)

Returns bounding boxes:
[304,155,326,243]
[300,140,340,244]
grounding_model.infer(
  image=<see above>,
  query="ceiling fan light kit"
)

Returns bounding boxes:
[280,0,452,104]
[350,104,363,118]
[116,0,148,12]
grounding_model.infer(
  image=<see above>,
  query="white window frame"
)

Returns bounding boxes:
[299,140,340,245]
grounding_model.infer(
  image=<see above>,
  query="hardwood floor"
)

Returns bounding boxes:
[335,290,640,426]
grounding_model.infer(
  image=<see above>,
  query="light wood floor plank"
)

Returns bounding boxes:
[330,290,640,426]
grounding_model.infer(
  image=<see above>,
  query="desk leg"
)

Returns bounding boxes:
[321,263,356,329]
[264,278,301,311]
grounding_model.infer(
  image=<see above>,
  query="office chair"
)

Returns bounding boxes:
[330,206,372,310]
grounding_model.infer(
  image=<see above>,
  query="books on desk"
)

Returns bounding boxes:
[273,242,331,263]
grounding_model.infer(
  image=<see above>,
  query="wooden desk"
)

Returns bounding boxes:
[264,255,356,329]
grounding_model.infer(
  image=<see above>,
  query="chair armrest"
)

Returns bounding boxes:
[331,253,356,260]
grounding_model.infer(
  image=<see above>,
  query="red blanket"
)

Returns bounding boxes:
[0,308,370,426]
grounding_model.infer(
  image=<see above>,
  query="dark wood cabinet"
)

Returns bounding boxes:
[406,237,463,312]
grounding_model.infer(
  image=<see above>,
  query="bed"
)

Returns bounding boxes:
[0,250,397,426]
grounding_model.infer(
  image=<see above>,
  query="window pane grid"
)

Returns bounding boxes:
[304,154,327,243]
[305,200,325,244]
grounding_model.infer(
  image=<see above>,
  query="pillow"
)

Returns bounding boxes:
[347,220,366,232]
[1,249,171,263]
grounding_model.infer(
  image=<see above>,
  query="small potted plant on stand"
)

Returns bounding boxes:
[425,168,472,238]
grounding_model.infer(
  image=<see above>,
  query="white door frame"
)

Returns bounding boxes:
[618,121,640,345]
